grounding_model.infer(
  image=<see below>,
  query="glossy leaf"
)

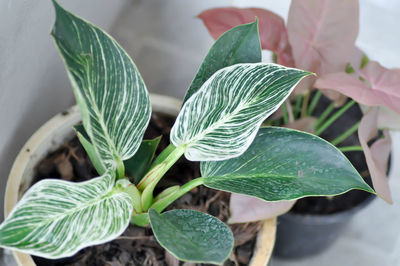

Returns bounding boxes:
[148,209,233,265]
[287,0,359,75]
[183,21,261,104]
[202,127,374,201]
[198,7,294,66]
[52,0,151,167]
[358,108,392,203]
[74,124,106,175]
[124,136,161,184]
[0,171,132,258]
[171,63,311,161]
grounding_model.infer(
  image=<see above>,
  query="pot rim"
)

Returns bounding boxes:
[4,93,276,266]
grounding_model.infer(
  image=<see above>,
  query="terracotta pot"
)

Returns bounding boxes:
[4,93,276,266]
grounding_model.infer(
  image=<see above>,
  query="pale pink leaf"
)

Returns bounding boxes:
[360,105,400,130]
[287,0,359,75]
[229,193,296,224]
[358,108,392,203]
[315,62,400,114]
[198,7,294,66]
[285,117,317,133]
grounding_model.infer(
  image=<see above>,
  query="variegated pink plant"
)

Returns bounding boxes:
[199,0,395,223]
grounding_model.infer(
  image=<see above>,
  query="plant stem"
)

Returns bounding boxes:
[138,145,186,210]
[315,100,356,136]
[116,157,125,179]
[314,102,335,130]
[339,146,363,152]
[301,90,310,118]
[307,90,322,116]
[331,121,360,146]
[293,94,303,119]
[151,177,205,213]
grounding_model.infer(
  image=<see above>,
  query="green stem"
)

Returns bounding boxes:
[315,100,355,136]
[151,178,205,213]
[307,90,322,116]
[139,145,186,210]
[339,145,363,152]
[293,94,303,119]
[115,179,142,214]
[314,102,335,130]
[116,157,125,179]
[301,91,310,118]
[131,213,149,227]
[331,121,360,146]
[282,102,289,125]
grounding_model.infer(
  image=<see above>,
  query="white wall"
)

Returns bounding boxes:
[0,0,127,221]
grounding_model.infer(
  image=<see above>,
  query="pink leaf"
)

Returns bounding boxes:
[358,108,392,204]
[315,61,400,114]
[198,7,294,66]
[285,117,317,133]
[229,193,295,224]
[287,0,359,75]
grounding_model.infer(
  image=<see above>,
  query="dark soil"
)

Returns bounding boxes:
[290,94,374,215]
[31,112,261,266]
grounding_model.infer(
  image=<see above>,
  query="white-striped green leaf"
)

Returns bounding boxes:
[0,171,132,258]
[171,63,311,161]
[201,127,374,201]
[52,0,151,168]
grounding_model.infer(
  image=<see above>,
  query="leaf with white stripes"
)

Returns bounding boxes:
[171,63,312,161]
[51,0,151,169]
[0,171,133,258]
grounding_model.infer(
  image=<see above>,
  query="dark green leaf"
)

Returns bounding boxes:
[183,20,261,104]
[149,209,233,265]
[202,127,374,201]
[124,136,161,184]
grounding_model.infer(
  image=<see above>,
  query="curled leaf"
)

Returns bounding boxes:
[358,108,392,203]
[229,193,295,224]
[198,7,294,66]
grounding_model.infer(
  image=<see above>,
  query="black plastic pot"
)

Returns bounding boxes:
[273,194,375,258]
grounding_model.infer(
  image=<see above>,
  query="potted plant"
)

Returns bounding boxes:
[1,0,375,265]
[198,0,396,258]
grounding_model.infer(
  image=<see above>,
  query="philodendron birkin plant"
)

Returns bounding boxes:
[0,1,375,265]
[199,0,396,223]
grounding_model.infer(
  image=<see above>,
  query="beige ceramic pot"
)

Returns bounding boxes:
[4,94,276,266]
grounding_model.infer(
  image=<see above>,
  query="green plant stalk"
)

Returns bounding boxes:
[315,100,356,136]
[115,179,143,214]
[339,145,363,152]
[151,178,205,213]
[301,90,310,118]
[149,143,176,170]
[314,102,336,129]
[116,157,125,179]
[331,121,360,146]
[293,94,303,119]
[139,145,186,210]
[307,90,322,116]
[131,213,149,227]
[137,144,184,190]
[282,102,289,125]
